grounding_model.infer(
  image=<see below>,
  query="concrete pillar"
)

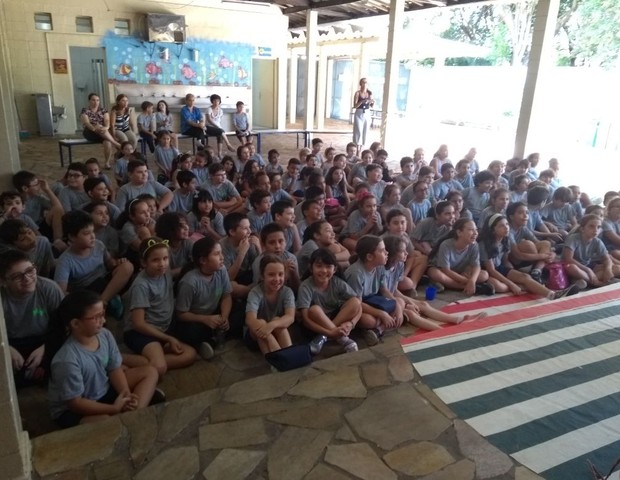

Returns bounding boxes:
[325,58,334,123]
[316,47,328,129]
[288,53,298,125]
[380,0,405,156]
[303,10,318,130]
[514,0,561,158]
[0,7,30,480]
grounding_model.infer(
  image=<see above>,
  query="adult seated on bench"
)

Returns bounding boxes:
[180,93,208,148]
[80,93,121,169]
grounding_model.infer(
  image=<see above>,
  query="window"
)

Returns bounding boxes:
[76,16,93,33]
[34,12,52,31]
[114,19,130,36]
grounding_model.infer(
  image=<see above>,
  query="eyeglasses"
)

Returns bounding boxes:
[81,311,106,322]
[67,173,83,178]
[6,266,36,283]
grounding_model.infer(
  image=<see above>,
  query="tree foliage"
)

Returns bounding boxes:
[440,0,620,68]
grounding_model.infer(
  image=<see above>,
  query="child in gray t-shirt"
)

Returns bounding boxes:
[48,291,158,428]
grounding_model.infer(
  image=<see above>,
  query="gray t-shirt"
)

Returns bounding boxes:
[462,187,489,222]
[115,181,171,211]
[344,260,387,297]
[95,226,120,258]
[509,225,537,244]
[58,187,90,213]
[246,284,295,320]
[297,276,357,316]
[24,195,52,224]
[296,240,319,278]
[431,238,480,273]
[202,179,240,202]
[602,219,620,248]
[124,270,174,332]
[564,231,608,265]
[384,262,405,294]
[251,251,298,284]
[175,267,232,316]
[169,239,193,271]
[29,236,55,278]
[479,237,515,268]
[54,240,108,290]
[342,210,383,237]
[186,211,225,237]
[48,328,122,419]
[220,237,260,276]
[247,210,273,234]
[167,190,194,214]
[2,277,63,340]
[542,203,574,230]
[408,199,432,224]
[412,218,450,246]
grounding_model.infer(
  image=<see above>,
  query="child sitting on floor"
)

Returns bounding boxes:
[47,290,159,428]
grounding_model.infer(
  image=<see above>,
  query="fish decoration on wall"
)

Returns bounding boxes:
[102,32,254,87]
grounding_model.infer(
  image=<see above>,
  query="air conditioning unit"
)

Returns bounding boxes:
[146,14,186,43]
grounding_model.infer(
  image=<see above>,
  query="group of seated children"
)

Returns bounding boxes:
[4,139,619,429]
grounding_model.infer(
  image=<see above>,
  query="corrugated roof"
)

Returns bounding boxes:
[270,0,488,28]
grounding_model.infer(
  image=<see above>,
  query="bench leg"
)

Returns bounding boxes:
[256,133,261,153]
[58,143,64,168]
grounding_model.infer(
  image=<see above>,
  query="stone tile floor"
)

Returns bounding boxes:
[15,134,542,479]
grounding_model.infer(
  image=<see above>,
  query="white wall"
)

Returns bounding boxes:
[3,0,288,135]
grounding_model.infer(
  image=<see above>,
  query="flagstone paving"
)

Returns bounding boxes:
[16,136,545,479]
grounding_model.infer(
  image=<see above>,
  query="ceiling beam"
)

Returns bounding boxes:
[283,0,360,15]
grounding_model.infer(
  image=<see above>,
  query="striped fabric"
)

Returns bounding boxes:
[403,285,620,479]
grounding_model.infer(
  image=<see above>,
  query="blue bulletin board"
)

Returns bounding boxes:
[102,32,253,87]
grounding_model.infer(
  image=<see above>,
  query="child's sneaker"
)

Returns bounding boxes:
[363,329,381,347]
[149,388,167,406]
[336,336,358,353]
[474,282,495,296]
[429,281,445,293]
[548,283,580,300]
[530,269,543,284]
[308,335,327,355]
[106,295,124,319]
[199,342,215,360]
[573,279,588,291]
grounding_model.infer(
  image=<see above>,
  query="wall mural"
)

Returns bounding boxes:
[102,32,253,87]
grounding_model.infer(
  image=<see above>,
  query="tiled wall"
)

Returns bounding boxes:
[2,0,287,135]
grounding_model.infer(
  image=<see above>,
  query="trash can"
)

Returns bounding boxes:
[35,93,54,136]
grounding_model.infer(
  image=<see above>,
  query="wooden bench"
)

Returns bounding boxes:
[254,129,308,153]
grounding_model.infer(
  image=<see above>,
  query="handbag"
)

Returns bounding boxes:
[545,262,569,290]
[265,344,312,372]
[362,294,397,314]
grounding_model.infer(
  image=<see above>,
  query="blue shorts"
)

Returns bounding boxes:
[496,265,513,277]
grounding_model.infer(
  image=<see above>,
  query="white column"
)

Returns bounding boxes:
[325,57,334,122]
[288,53,298,125]
[316,46,328,129]
[514,0,561,158]
[303,10,318,130]
[380,0,405,156]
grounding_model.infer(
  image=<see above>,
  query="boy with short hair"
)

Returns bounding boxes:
[455,159,474,189]
[0,219,55,278]
[0,191,40,232]
[251,222,300,290]
[296,199,323,238]
[271,200,301,254]
[541,186,577,237]
[84,158,114,199]
[0,249,64,386]
[281,158,304,201]
[58,162,90,213]
[54,210,133,317]
[83,177,121,222]
[115,160,173,212]
[539,169,557,198]
[462,170,494,223]
[431,163,463,201]
[365,163,387,200]
[168,170,198,214]
[311,138,324,167]
[374,149,392,182]
[233,101,251,144]
[12,170,65,250]
[203,163,244,215]
[394,157,416,189]
[221,212,261,298]
[247,189,273,234]
[345,142,359,165]
[265,149,283,176]
[137,101,157,154]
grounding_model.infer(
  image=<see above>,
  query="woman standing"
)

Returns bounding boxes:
[80,93,121,169]
[352,78,374,155]
[109,94,138,152]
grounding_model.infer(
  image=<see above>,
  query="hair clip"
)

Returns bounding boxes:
[356,190,372,202]
[488,213,504,227]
